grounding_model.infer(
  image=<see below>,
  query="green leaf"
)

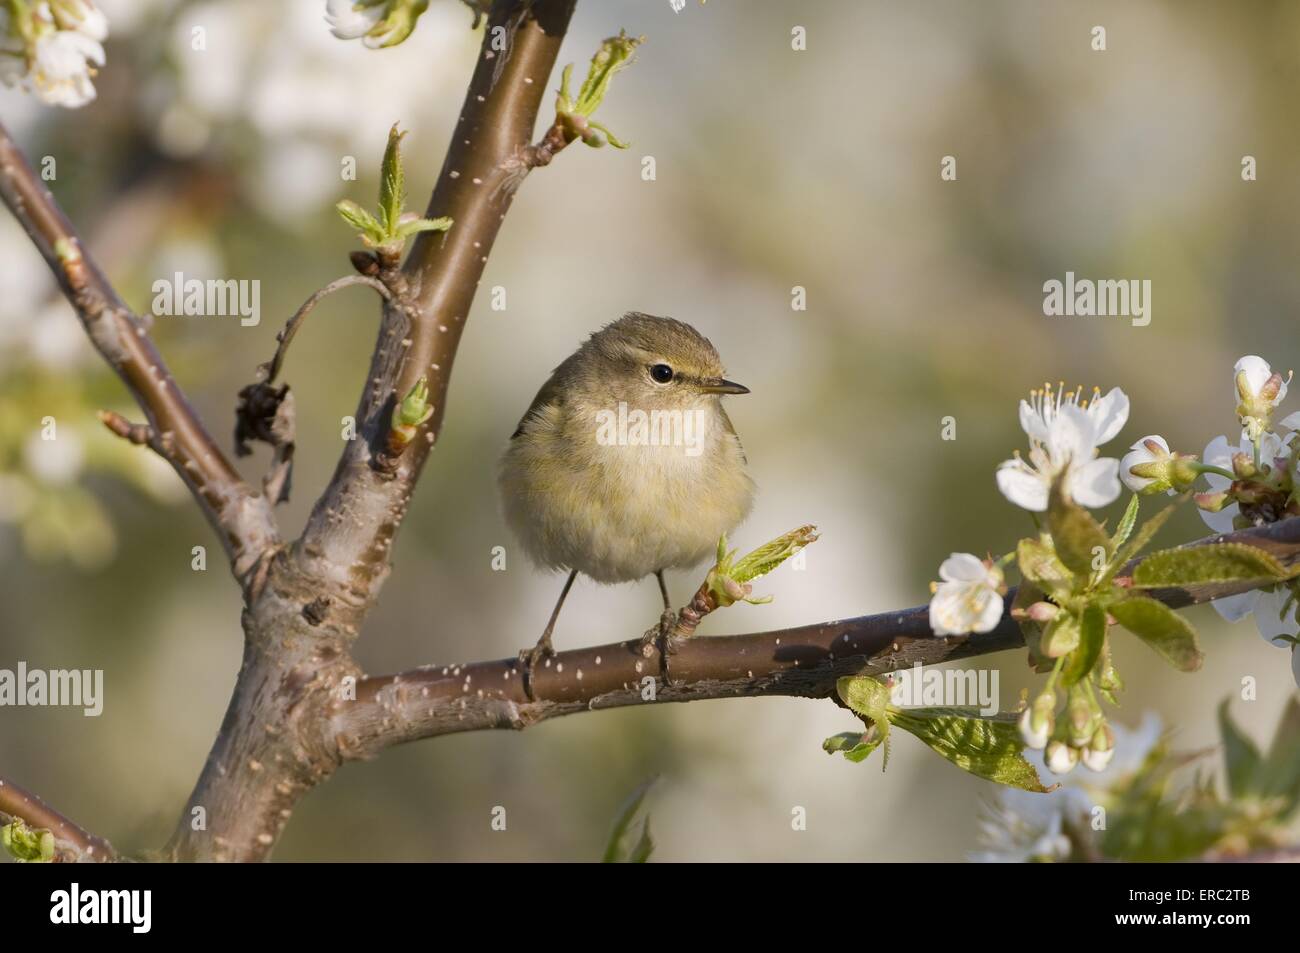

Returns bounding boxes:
[1110,596,1204,671]
[730,525,819,583]
[1260,696,1300,814]
[1042,611,1081,658]
[587,119,629,149]
[823,730,885,764]
[835,675,892,726]
[1096,643,1124,705]
[1048,477,1111,575]
[1217,698,1263,799]
[1131,543,1288,589]
[890,708,1054,792]
[601,777,656,863]
[0,818,55,863]
[1011,580,1054,673]
[378,123,406,236]
[336,199,382,237]
[1062,602,1106,686]
[1112,493,1140,550]
[574,30,642,116]
[1104,497,1183,582]
[393,215,453,240]
[1016,536,1074,597]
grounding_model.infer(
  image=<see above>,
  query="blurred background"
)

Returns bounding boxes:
[2,0,1299,861]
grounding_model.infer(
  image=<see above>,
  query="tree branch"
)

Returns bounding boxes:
[0,122,279,586]
[330,517,1300,757]
[296,0,577,609]
[157,0,580,862]
[0,776,116,862]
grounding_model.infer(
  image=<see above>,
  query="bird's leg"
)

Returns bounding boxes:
[640,570,681,684]
[519,569,576,701]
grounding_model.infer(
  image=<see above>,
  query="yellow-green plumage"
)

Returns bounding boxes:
[499,313,755,585]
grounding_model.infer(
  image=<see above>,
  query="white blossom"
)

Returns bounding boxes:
[1210,585,1297,647]
[325,0,383,40]
[29,25,105,107]
[1120,434,1174,495]
[928,553,1004,636]
[996,385,1128,511]
[1196,431,1288,536]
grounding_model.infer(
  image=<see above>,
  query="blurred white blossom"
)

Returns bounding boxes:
[1,1,109,108]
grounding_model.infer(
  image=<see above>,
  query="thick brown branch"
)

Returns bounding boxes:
[0,776,116,862]
[331,517,1300,756]
[297,0,577,608]
[160,0,578,863]
[0,122,279,585]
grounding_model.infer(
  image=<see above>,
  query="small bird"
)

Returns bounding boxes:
[499,313,755,688]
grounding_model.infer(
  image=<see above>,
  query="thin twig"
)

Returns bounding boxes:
[259,275,391,384]
[0,776,117,862]
[0,121,279,584]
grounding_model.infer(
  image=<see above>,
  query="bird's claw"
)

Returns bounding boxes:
[518,637,554,701]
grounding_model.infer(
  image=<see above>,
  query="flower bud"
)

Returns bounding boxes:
[1067,684,1101,747]
[1082,723,1116,772]
[1046,740,1079,776]
[1027,601,1059,623]
[1195,490,1232,513]
[1019,690,1055,750]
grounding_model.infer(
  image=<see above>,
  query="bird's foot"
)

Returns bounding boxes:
[639,608,681,685]
[518,635,554,702]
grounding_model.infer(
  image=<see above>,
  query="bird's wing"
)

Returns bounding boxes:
[510,373,565,439]
[718,403,747,464]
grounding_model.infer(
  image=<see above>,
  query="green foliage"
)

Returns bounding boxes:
[1131,542,1288,589]
[1062,603,1105,687]
[1109,597,1203,671]
[602,777,656,863]
[336,124,452,253]
[1,818,55,863]
[706,525,818,607]
[1098,699,1300,860]
[828,676,1051,792]
[1047,478,1110,575]
[1017,536,1072,598]
[1111,493,1140,551]
[555,30,642,148]
[892,708,1054,792]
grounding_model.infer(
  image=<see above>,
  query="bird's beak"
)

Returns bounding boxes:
[700,378,750,395]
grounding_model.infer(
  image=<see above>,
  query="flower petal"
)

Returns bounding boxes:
[996,463,1048,512]
[971,588,1005,633]
[1198,501,1239,535]
[939,552,987,583]
[1070,457,1121,509]
[1019,399,1049,444]
[1046,402,1096,465]
[1202,435,1234,490]
[1088,387,1129,446]
[1235,355,1272,399]
[1252,588,1296,646]
[1210,589,1260,623]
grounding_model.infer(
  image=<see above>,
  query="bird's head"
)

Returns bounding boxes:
[574,312,748,409]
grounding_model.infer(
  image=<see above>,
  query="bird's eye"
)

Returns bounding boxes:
[649,364,674,384]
